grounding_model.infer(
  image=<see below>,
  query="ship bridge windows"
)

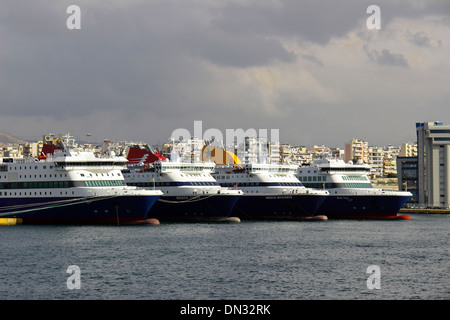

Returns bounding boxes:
[85,180,124,187]
[344,183,372,188]
[303,181,372,189]
[342,176,368,181]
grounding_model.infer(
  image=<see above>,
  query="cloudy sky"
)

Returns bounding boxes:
[1,0,449,148]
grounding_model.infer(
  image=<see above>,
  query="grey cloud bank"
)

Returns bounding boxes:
[1,0,449,148]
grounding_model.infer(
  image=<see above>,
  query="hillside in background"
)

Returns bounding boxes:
[0,130,29,145]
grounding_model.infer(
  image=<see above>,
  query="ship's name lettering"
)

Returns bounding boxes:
[265,196,292,199]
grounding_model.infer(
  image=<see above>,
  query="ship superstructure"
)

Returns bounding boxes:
[212,163,329,220]
[0,136,162,224]
[296,157,412,219]
[123,146,242,221]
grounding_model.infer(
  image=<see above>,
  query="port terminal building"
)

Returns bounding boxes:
[413,121,450,208]
[396,156,418,204]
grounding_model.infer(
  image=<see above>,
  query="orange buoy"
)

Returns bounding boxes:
[218,217,241,223]
[144,218,160,225]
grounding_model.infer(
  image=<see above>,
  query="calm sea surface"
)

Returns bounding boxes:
[1,213,449,301]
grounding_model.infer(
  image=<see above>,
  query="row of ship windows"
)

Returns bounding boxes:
[324,168,371,173]
[342,176,368,181]
[0,180,123,189]
[0,165,54,172]
[84,180,124,187]
[298,176,327,182]
[80,172,120,177]
[57,162,121,167]
[219,182,303,187]
[344,183,372,188]
[0,181,71,189]
[0,174,68,179]
[0,191,76,196]
[127,173,207,178]
[303,183,373,189]
[298,176,367,182]
[303,183,337,189]
[128,181,219,187]
[214,174,294,180]
[0,172,121,180]
[250,168,294,173]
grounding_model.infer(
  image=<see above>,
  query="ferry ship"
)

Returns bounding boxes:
[296,158,412,219]
[123,146,243,222]
[211,163,329,220]
[0,137,163,224]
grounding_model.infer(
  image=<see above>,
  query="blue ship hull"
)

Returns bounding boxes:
[0,195,160,224]
[231,194,327,220]
[316,194,411,219]
[147,194,241,221]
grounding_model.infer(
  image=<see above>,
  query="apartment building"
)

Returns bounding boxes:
[344,138,369,163]
[399,142,418,157]
[368,146,384,177]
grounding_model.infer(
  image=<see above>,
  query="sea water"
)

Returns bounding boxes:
[1,214,448,301]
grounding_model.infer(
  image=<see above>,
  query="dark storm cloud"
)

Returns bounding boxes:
[410,31,431,47]
[301,54,324,66]
[1,0,449,146]
[0,0,295,119]
[211,0,367,45]
[185,30,296,68]
[211,0,450,45]
[366,49,409,68]
[379,0,450,23]
[0,1,199,119]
